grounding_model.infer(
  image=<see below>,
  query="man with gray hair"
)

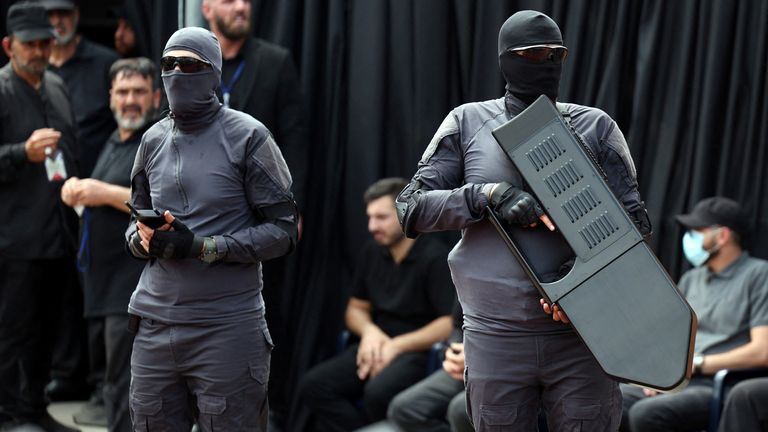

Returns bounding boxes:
[61,57,160,432]
[125,27,297,430]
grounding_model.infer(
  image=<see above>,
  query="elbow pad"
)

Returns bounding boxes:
[395,180,427,239]
[257,201,299,254]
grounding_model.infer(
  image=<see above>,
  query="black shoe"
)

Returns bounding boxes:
[43,380,89,403]
[19,413,79,432]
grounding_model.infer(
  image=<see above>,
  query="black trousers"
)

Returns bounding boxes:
[87,318,107,398]
[620,379,713,432]
[101,315,135,432]
[299,343,428,432]
[0,256,74,419]
[718,378,768,432]
[49,268,88,387]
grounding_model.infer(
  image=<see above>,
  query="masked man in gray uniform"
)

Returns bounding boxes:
[125,27,297,431]
[396,10,651,432]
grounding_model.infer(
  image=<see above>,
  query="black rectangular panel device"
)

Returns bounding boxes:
[490,95,696,391]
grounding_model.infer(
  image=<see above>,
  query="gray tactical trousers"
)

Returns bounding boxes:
[129,315,272,431]
[463,330,621,431]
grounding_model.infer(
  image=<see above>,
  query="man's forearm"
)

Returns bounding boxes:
[99,182,131,213]
[391,315,452,353]
[701,341,768,374]
[345,306,378,337]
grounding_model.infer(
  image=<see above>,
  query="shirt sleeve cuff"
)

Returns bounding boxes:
[9,142,27,165]
[480,183,496,205]
[213,235,229,258]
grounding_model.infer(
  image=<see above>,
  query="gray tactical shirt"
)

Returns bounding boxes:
[127,107,295,324]
[679,252,768,354]
[402,94,644,335]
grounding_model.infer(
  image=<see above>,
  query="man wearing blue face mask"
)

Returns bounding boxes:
[620,197,768,432]
[124,27,298,431]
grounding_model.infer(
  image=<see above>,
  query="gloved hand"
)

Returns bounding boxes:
[148,218,203,259]
[489,182,544,226]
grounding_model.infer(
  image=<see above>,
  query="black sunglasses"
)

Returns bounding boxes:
[510,47,568,64]
[160,56,212,73]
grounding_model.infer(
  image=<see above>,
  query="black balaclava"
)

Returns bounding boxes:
[498,10,564,105]
[162,27,222,130]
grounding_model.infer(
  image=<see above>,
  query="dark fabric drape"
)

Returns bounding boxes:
[250,2,768,430]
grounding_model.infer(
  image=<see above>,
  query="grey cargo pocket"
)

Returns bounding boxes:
[562,399,603,431]
[249,360,269,385]
[197,394,227,415]
[197,394,227,431]
[480,404,518,430]
[129,393,162,431]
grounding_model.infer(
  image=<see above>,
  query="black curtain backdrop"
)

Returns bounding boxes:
[3,0,765,429]
[247,1,768,429]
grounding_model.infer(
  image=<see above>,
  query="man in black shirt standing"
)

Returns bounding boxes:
[299,178,455,432]
[0,3,79,431]
[61,57,160,432]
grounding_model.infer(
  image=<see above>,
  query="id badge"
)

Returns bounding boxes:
[44,149,67,182]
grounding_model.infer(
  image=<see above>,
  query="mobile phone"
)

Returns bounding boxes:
[125,201,166,229]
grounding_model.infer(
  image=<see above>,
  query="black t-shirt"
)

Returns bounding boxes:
[221,56,244,88]
[351,236,455,336]
[82,129,145,317]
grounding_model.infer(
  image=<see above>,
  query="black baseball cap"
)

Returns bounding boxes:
[36,0,77,11]
[6,2,56,43]
[675,196,749,235]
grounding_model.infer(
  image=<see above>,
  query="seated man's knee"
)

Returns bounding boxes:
[447,391,472,432]
[363,381,396,421]
[628,398,668,431]
[298,366,330,404]
[725,380,754,406]
[387,389,417,423]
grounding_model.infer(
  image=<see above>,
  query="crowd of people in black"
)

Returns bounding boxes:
[1,1,767,432]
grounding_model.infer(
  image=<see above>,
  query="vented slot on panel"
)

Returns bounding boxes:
[526,135,565,171]
[578,212,619,249]
[544,176,565,196]
[543,160,583,198]
[560,186,600,223]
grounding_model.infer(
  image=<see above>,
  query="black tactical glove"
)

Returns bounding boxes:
[489,182,544,226]
[148,218,204,259]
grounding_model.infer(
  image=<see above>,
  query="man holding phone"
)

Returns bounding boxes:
[0,3,79,430]
[61,57,160,432]
[125,27,297,431]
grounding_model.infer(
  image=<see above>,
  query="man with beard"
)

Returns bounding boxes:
[395,10,652,431]
[200,0,306,207]
[125,27,298,431]
[0,2,79,431]
[299,178,454,432]
[201,0,309,424]
[61,57,160,432]
[621,197,768,432]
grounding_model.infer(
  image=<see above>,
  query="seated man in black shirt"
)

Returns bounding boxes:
[299,178,455,432]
